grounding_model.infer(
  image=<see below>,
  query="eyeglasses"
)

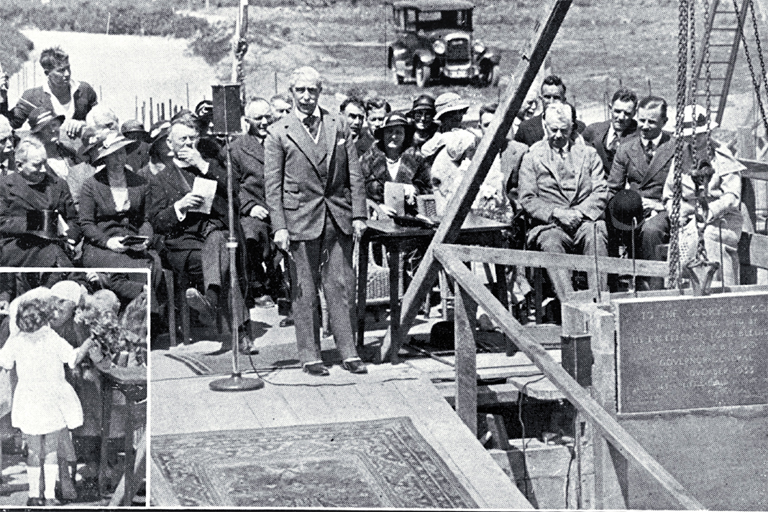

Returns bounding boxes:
[175,135,199,143]
[293,87,319,95]
[0,136,11,146]
[412,112,434,120]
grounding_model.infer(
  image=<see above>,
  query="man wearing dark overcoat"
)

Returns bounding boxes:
[0,136,80,272]
[264,66,368,376]
[582,88,639,175]
[515,75,585,147]
[148,114,254,352]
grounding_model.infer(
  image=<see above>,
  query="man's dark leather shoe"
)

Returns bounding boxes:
[303,362,329,376]
[26,498,45,506]
[279,314,294,328]
[341,359,368,374]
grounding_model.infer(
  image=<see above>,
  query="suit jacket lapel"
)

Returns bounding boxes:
[568,144,587,203]
[285,114,324,176]
[322,111,337,178]
[640,133,673,188]
[241,135,265,164]
[540,145,562,190]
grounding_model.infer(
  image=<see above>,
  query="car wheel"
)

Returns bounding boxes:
[415,62,431,88]
[481,64,499,87]
[391,64,404,85]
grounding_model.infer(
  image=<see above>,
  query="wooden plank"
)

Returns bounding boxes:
[739,158,768,179]
[438,382,521,406]
[392,377,533,509]
[434,244,704,510]
[454,288,478,435]
[486,413,510,450]
[738,231,768,268]
[384,0,574,363]
[442,245,670,276]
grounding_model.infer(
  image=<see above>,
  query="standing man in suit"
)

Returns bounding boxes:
[515,75,585,147]
[582,88,639,174]
[265,66,368,376]
[148,114,255,352]
[519,103,609,300]
[607,96,674,289]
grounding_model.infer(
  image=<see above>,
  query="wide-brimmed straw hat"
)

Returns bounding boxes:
[77,126,105,162]
[434,92,469,121]
[609,189,645,232]
[681,104,718,137]
[28,107,65,134]
[373,111,414,141]
[92,132,137,166]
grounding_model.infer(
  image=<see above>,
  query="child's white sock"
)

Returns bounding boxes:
[27,466,41,499]
[43,464,57,500]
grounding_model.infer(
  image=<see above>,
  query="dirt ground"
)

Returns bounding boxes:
[201,0,768,131]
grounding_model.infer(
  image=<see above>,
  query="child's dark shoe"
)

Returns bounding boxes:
[26,497,45,506]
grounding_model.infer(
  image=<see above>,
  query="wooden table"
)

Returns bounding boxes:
[99,365,147,504]
[356,213,511,353]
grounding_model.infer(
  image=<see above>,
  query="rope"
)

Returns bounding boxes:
[669,0,691,288]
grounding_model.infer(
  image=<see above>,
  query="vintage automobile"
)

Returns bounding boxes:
[387,0,500,87]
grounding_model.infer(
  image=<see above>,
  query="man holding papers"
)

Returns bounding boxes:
[148,114,253,351]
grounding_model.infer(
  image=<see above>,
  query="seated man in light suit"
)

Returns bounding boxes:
[519,102,609,300]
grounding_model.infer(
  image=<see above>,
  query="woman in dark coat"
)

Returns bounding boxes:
[360,111,431,218]
[79,132,156,304]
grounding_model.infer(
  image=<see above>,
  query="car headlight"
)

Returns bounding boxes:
[473,40,486,54]
[433,40,446,54]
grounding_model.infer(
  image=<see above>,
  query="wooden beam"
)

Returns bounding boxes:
[738,231,768,268]
[383,0,574,362]
[441,245,670,277]
[739,158,768,179]
[455,288,478,436]
[434,245,704,510]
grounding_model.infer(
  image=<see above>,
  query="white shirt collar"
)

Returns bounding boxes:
[642,132,663,148]
[295,106,321,122]
[42,78,80,118]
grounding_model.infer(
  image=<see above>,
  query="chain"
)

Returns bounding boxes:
[688,0,697,105]
[747,0,768,140]
[669,0,690,288]
[734,0,768,146]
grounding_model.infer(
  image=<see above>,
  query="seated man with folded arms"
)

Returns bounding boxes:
[519,102,609,300]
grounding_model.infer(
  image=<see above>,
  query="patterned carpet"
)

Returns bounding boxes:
[151,417,477,508]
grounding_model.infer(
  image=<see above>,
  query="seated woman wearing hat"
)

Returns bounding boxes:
[662,105,744,286]
[28,107,94,211]
[79,132,155,304]
[0,136,81,271]
[360,111,431,218]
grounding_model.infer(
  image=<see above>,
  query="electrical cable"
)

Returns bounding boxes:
[516,374,546,499]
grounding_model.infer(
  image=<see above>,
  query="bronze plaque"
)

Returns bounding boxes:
[615,292,768,413]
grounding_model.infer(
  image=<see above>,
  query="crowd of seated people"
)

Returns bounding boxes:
[0,45,747,351]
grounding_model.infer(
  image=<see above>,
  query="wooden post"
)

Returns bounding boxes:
[380,0,574,363]
[135,96,138,120]
[563,302,627,509]
[141,101,146,127]
[149,97,154,126]
[186,83,190,109]
[454,286,478,436]
[169,99,173,119]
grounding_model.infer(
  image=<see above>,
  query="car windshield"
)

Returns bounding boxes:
[417,9,472,32]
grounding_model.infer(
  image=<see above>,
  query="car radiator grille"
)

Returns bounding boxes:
[446,38,470,64]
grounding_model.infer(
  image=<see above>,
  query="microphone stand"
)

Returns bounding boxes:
[210,85,264,392]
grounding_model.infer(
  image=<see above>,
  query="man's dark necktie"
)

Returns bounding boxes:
[644,141,654,164]
[607,133,618,153]
[303,114,319,139]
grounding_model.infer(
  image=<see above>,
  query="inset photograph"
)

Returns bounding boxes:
[0,269,148,507]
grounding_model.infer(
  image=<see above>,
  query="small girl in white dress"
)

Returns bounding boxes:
[0,288,95,506]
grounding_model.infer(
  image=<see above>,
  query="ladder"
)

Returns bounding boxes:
[691,0,751,125]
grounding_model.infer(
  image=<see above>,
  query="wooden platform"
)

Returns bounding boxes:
[151,356,532,509]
